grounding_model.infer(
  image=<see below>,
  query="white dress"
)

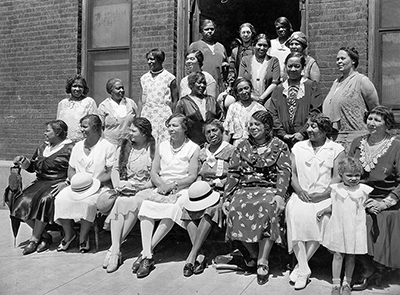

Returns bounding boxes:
[322,183,372,254]
[54,138,116,222]
[138,139,199,228]
[285,139,344,252]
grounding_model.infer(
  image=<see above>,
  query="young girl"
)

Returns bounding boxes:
[317,157,373,295]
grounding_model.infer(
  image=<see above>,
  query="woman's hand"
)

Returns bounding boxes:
[51,181,69,197]
[292,132,304,143]
[157,183,175,195]
[316,208,330,222]
[222,200,230,216]
[270,195,285,215]
[365,199,385,215]
[297,190,311,202]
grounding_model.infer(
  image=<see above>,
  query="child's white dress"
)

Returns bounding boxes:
[322,183,373,254]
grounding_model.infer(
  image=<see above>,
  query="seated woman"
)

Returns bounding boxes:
[348,106,400,290]
[54,114,116,252]
[11,120,74,255]
[175,71,223,147]
[132,114,200,278]
[285,113,345,290]
[180,50,217,99]
[285,31,320,82]
[100,116,155,273]
[238,33,280,106]
[223,77,265,146]
[223,110,291,285]
[268,52,322,148]
[181,119,235,277]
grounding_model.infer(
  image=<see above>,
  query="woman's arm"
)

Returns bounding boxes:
[259,57,281,103]
[360,76,379,111]
[206,77,217,99]
[111,147,121,188]
[290,152,311,202]
[259,83,277,104]
[169,79,179,112]
[309,62,321,83]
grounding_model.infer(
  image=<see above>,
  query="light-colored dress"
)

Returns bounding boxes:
[322,71,379,152]
[105,145,152,223]
[138,139,199,228]
[269,38,290,76]
[223,101,265,145]
[98,97,137,145]
[140,70,175,144]
[286,139,344,252]
[57,97,98,142]
[322,183,372,254]
[54,138,116,222]
[180,71,216,98]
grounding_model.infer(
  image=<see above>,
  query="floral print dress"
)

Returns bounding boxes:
[224,137,291,243]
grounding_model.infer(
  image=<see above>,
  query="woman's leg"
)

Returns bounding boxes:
[57,219,75,241]
[186,215,213,264]
[150,218,175,251]
[258,238,274,266]
[292,241,310,275]
[305,241,320,261]
[332,252,344,287]
[32,219,47,241]
[110,212,138,254]
[186,221,198,246]
[140,217,155,258]
[79,220,92,243]
[343,254,355,287]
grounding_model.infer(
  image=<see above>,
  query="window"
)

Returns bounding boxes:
[83,0,132,105]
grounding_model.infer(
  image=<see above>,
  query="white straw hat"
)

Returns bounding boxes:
[66,173,101,201]
[183,181,220,212]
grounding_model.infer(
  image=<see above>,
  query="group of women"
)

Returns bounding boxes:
[8,15,399,294]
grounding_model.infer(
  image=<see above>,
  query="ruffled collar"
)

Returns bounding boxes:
[282,77,307,99]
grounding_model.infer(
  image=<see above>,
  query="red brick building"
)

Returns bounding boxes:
[1,0,399,161]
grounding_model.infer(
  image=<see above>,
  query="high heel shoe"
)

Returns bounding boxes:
[106,252,122,273]
[257,263,269,285]
[102,249,112,269]
[193,256,208,275]
[57,234,76,252]
[79,238,90,253]
[352,271,382,291]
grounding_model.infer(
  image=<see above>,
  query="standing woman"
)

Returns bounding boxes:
[238,33,280,105]
[229,23,256,74]
[139,48,178,144]
[55,114,116,252]
[180,49,217,99]
[223,77,265,146]
[268,53,322,147]
[188,19,228,94]
[98,78,138,146]
[323,47,379,152]
[175,71,223,147]
[223,110,291,285]
[12,120,73,255]
[269,17,293,76]
[286,31,320,82]
[57,74,97,142]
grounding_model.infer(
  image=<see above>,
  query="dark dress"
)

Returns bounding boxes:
[224,137,291,243]
[11,142,74,223]
[175,95,223,146]
[349,136,400,268]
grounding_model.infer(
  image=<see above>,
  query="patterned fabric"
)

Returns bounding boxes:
[286,85,300,126]
[57,97,98,142]
[140,70,176,144]
[224,138,291,243]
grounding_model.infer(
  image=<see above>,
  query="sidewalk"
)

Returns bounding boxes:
[0,209,399,295]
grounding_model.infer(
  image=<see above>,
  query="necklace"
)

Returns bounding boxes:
[129,147,147,163]
[150,68,164,75]
[170,138,187,154]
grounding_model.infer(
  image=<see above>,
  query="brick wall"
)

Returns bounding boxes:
[130,0,177,103]
[0,0,80,160]
[307,0,369,95]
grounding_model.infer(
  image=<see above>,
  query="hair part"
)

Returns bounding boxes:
[339,47,359,69]
[338,157,364,176]
[80,114,103,134]
[274,17,293,34]
[285,52,306,68]
[46,119,68,139]
[165,113,191,135]
[65,74,89,96]
[253,33,271,48]
[106,78,123,94]
[233,77,253,95]
[185,49,204,68]
[239,22,256,37]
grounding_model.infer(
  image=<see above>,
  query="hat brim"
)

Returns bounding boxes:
[183,191,220,212]
[67,178,101,201]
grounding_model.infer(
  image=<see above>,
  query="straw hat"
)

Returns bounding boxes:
[183,181,220,212]
[66,173,101,201]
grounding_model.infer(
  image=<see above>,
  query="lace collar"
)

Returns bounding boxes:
[359,135,394,172]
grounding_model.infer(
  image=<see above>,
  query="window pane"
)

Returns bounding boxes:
[87,50,130,105]
[380,0,400,28]
[89,0,130,49]
[380,32,400,106]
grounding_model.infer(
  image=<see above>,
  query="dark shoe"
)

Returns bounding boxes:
[257,264,269,285]
[79,239,90,253]
[193,256,207,275]
[244,257,257,275]
[352,271,382,291]
[136,258,155,278]
[23,240,38,255]
[183,263,195,277]
[36,234,53,253]
[132,254,143,273]
[57,234,76,252]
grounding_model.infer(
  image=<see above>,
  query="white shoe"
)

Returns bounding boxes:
[294,273,310,290]
[102,249,111,269]
[289,265,299,283]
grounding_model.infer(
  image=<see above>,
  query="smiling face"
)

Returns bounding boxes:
[204,124,223,147]
[366,113,387,137]
[185,53,200,75]
[110,81,125,102]
[341,171,361,187]
[202,23,215,42]
[289,40,304,54]
[248,117,267,140]
[275,23,289,39]
[240,26,252,43]
[236,80,252,102]
[70,80,85,99]
[191,76,207,97]
[306,119,326,142]
[147,54,163,72]
[254,37,269,57]
[167,117,185,141]
[286,56,303,81]
[129,124,144,143]
[336,50,354,73]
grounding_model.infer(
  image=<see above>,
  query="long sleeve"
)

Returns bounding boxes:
[223,147,241,202]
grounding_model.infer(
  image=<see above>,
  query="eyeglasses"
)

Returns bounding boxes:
[237,85,250,93]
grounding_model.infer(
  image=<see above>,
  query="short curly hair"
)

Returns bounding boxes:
[65,74,89,96]
[363,106,396,130]
[338,157,364,176]
[165,113,191,135]
[185,49,204,68]
[46,119,68,139]
[308,113,332,135]
[146,48,165,64]
[339,47,359,69]
[187,71,206,90]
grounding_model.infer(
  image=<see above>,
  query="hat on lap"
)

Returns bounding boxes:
[183,180,220,212]
[66,173,101,201]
